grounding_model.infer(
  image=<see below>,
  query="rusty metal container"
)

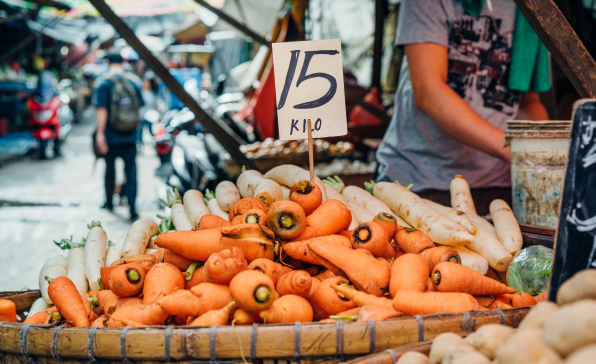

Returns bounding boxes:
[505,120,571,228]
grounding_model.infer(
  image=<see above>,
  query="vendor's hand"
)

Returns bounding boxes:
[96,132,108,155]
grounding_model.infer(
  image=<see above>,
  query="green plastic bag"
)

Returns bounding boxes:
[507,245,553,296]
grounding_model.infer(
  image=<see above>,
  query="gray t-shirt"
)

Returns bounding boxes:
[376,0,520,191]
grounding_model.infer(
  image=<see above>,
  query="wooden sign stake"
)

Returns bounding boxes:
[307,119,314,183]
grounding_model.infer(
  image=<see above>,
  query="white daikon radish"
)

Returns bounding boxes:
[450,174,477,214]
[204,189,230,220]
[264,164,327,201]
[215,181,241,211]
[280,185,290,200]
[373,182,475,245]
[343,183,410,227]
[184,190,210,228]
[160,189,193,231]
[84,221,107,291]
[26,297,50,318]
[121,219,158,259]
[423,199,476,234]
[144,248,158,255]
[347,202,374,223]
[453,245,489,275]
[39,255,68,304]
[466,222,512,272]
[67,247,87,295]
[237,169,283,206]
[105,233,126,266]
[490,199,523,254]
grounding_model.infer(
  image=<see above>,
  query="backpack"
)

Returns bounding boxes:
[107,74,140,132]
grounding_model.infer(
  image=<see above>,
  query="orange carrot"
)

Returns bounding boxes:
[331,284,393,308]
[80,290,100,314]
[393,290,482,315]
[248,258,290,284]
[534,291,549,302]
[231,215,244,225]
[90,315,108,327]
[338,229,353,240]
[158,289,203,317]
[290,181,323,216]
[232,308,262,325]
[351,222,389,257]
[333,307,361,318]
[509,292,537,307]
[98,291,142,318]
[316,270,336,280]
[185,266,206,289]
[298,266,321,277]
[431,262,515,295]
[305,199,352,237]
[0,299,17,322]
[389,253,429,297]
[229,197,268,221]
[204,247,248,285]
[293,226,316,241]
[309,276,321,299]
[308,240,390,296]
[101,262,148,297]
[475,296,513,310]
[229,270,276,312]
[46,276,89,327]
[197,214,231,230]
[110,303,169,326]
[380,242,396,260]
[354,248,374,257]
[394,226,435,254]
[260,295,313,323]
[284,235,352,265]
[357,305,401,321]
[110,255,156,267]
[266,201,307,240]
[23,310,49,324]
[241,209,268,226]
[276,271,312,298]
[494,294,511,305]
[190,283,234,314]
[155,224,275,262]
[152,249,193,271]
[310,277,356,320]
[142,263,185,304]
[372,213,398,242]
[419,247,461,271]
[188,301,236,326]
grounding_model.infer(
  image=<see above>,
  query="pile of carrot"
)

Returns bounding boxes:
[7,166,538,328]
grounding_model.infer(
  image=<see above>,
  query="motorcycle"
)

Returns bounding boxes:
[28,72,73,158]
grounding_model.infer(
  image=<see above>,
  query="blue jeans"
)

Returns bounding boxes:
[104,143,137,213]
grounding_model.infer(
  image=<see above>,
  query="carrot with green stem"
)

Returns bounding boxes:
[46,276,89,327]
[228,197,268,221]
[308,240,390,296]
[393,290,483,315]
[248,258,290,284]
[204,188,230,220]
[0,299,17,322]
[241,208,268,226]
[155,223,276,262]
[284,235,352,265]
[266,200,306,240]
[188,301,236,326]
[389,253,429,297]
[190,283,234,314]
[310,277,356,320]
[229,270,276,312]
[418,246,461,271]
[351,222,389,257]
[197,214,231,230]
[160,188,193,231]
[290,180,323,216]
[394,226,435,254]
[331,284,393,308]
[276,271,312,298]
[431,262,515,295]
[142,263,185,304]
[260,295,313,323]
[215,181,241,212]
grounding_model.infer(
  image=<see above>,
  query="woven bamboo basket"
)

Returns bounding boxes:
[0,289,529,364]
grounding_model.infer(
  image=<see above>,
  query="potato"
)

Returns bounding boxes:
[518,301,559,330]
[472,324,516,359]
[543,299,596,357]
[464,333,476,345]
[429,333,470,364]
[442,345,478,364]
[495,329,561,364]
[563,344,596,364]
[556,269,596,305]
[451,352,491,364]
[396,351,430,364]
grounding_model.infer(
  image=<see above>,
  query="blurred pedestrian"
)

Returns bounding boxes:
[93,51,144,220]
[137,72,157,148]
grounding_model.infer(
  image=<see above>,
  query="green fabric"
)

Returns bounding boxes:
[462,1,551,93]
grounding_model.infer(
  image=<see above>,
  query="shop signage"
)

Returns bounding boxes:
[272,39,347,141]
[550,99,596,300]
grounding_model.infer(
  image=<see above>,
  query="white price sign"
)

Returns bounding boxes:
[272,39,347,141]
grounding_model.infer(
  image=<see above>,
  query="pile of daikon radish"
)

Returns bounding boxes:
[391,269,596,364]
[8,165,535,328]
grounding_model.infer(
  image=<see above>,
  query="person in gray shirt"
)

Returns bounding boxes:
[376,0,549,197]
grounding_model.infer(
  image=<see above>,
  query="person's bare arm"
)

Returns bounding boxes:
[516,91,549,121]
[95,107,109,154]
[405,43,510,162]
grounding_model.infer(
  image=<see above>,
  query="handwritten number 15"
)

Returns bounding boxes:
[276,49,340,110]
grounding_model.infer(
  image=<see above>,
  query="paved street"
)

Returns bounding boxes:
[0,113,162,291]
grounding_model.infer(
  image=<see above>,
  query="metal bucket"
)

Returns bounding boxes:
[505,120,571,228]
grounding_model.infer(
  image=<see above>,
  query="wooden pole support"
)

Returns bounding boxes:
[307,119,314,182]
[512,0,596,98]
[87,0,254,169]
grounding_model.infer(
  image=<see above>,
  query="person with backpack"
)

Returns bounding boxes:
[93,51,144,220]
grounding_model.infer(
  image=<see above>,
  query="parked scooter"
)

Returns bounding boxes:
[28,71,73,158]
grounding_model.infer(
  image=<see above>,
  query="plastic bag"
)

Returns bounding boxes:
[507,245,553,295]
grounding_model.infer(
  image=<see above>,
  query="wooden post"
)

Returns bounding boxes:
[512,0,596,98]
[307,119,314,182]
[371,0,386,91]
[87,0,254,169]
